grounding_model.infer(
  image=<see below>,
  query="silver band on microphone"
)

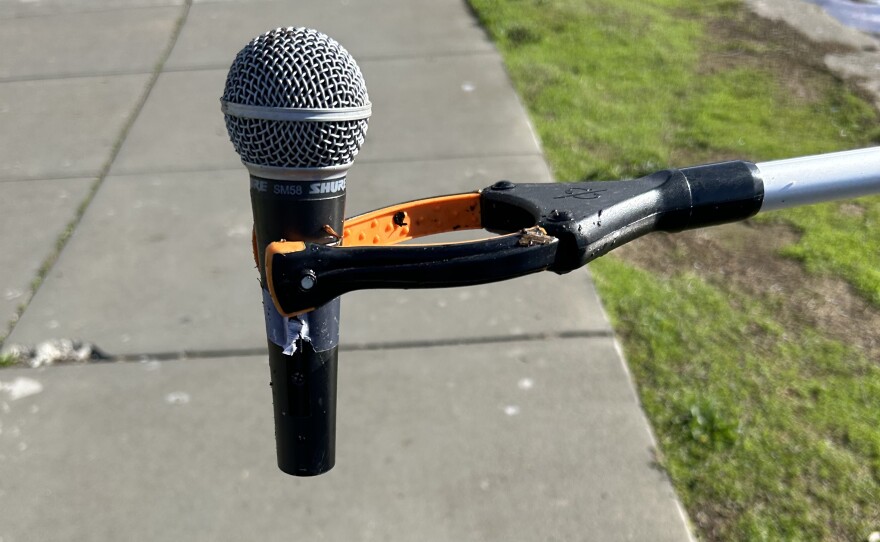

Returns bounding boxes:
[243,161,352,181]
[221,100,372,122]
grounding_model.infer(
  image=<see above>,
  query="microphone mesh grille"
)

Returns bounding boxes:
[222,27,369,168]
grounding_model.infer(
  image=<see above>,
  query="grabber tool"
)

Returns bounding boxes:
[265,147,880,318]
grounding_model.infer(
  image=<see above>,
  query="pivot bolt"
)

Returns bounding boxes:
[491,180,516,190]
[548,209,573,222]
[299,270,317,291]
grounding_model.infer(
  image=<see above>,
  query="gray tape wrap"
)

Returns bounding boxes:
[263,289,340,354]
[302,297,341,352]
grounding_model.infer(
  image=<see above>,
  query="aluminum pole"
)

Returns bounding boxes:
[756,146,880,212]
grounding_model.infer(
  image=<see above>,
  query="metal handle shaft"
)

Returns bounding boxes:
[756,147,880,211]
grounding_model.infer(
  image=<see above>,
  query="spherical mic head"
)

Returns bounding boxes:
[221,27,370,172]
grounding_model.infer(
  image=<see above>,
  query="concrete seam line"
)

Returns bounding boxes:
[0,2,183,21]
[162,50,501,75]
[0,330,615,367]
[0,69,156,85]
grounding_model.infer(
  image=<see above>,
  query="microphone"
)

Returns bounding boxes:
[220,27,371,476]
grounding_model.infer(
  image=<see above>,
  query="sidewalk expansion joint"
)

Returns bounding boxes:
[0,69,155,85]
[1,329,615,368]
[0,173,100,184]
[161,50,501,75]
[355,151,545,166]
[89,152,547,179]
[339,330,615,353]
[0,2,183,21]
[98,164,245,179]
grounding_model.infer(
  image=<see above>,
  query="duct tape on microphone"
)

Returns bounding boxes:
[262,288,340,355]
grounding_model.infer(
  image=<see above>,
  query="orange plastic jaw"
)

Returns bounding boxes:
[341,192,481,247]
[252,227,259,268]
[264,240,308,316]
[263,192,484,316]
[264,191,484,285]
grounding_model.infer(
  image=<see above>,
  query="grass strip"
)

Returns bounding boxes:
[471,0,880,307]
[591,257,880,540]
[469,0,880,539]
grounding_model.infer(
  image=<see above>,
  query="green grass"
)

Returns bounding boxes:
[470,0,874,181]
[675,67,876,160]
[471,0,704,180]
[591,258,880,540]
[468,0,880,539]
[0,353,16,367]
[762,196,880,307]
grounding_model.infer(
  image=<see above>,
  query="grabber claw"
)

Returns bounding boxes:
[267,147,880,317]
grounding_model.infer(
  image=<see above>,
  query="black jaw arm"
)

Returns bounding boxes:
[265,160,763,316]
[481,160,763,273]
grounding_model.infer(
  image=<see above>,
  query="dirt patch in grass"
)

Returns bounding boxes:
[613,7,880,365]
[701,9,854,95]
[615,221,880,364]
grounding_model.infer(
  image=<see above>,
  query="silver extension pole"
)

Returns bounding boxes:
[756,146,880,212]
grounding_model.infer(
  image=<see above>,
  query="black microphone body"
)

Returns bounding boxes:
[222,27,370,476]
[251,173,345,475]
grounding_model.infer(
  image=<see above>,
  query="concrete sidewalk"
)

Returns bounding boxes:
[0,1,692,540]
